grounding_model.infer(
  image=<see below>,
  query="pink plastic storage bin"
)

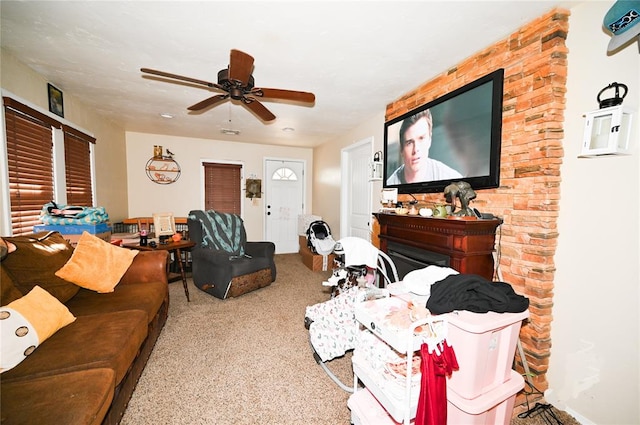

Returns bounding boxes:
[445,309,528,400]
[348,388,400,425]
[447,370,524,425]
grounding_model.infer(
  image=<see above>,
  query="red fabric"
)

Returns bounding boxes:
[415,341,459,425]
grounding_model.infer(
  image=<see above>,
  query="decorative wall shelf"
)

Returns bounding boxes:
[145,156,181,184]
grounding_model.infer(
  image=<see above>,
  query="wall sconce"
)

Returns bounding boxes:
[369,151,383,181]
[580,82,634,158]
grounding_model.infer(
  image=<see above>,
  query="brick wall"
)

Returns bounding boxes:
[385,9,569,402]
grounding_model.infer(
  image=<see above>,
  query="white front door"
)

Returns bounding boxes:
[341,138,373,240]
[265,159,305,254]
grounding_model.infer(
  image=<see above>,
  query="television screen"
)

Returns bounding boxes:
[383,68,504,194]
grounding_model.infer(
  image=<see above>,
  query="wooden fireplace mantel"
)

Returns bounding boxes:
[374,212,503,280]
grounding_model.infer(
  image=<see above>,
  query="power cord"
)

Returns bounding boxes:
[493,238,563,424]
[516,377,564,424]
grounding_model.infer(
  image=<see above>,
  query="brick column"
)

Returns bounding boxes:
[385,9,570,403]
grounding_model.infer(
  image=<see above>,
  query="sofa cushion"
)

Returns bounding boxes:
[1,266,23,306]
[65,281,168,324]
[1,286,76,372]
[55,231,138,293]
[1,368,115,425]
[1,310,148,386]
[2,232,79,302]
[0,237,16,260]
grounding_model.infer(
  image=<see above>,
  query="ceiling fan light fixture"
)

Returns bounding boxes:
[141,49,315,124]
[221,128,240,136]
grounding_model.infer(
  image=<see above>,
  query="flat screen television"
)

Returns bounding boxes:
[383,68,504,195]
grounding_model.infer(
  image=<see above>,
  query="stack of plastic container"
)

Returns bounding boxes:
[444,309,529,424]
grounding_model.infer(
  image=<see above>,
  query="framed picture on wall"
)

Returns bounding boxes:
[48,83,64,118]
[246,179,262,199]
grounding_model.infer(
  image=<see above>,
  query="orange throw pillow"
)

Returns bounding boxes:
[1,286,75,372]
[55,232,138,293]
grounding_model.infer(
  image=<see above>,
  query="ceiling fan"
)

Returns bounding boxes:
[141,49,315,122]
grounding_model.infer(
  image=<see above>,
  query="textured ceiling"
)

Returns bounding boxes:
[0,1,578,148]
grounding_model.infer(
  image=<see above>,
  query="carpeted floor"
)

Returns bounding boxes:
[121,253,579,425]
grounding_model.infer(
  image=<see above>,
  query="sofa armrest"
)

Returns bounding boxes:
[245,241,275,259]
[190,248,234,266]
[119,250,169,285]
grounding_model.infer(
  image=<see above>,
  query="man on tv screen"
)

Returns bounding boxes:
[387,109,462,185]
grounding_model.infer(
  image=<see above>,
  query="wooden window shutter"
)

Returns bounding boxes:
[3,99,57,235]
[63,125,95,206]
[202,162,241,214]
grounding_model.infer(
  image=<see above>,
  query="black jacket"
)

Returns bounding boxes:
[426,274,529,315]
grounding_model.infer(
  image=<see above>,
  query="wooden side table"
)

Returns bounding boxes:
[123,239,195,302]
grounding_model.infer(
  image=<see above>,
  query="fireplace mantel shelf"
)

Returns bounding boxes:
[374,212,503,280]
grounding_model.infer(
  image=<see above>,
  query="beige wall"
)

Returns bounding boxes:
[125,132,313,240]
[312,110,385,239]
[549,2,639,423]
[0,48,129,231]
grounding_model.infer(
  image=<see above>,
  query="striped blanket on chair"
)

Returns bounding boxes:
[188,210,246,257]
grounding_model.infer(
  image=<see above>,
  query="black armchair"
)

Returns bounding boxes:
[187,210,276,299]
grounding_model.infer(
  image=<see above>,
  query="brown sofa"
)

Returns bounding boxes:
[1,231,170,425]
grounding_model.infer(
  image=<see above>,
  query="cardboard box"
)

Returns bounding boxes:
[299,237,335,272]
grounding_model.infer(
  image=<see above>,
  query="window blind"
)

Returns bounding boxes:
[203,162,241,214]
[3,97,96,235]
[4,99,57,235]
[63,124,95,206]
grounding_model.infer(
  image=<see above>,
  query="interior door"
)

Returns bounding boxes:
[341,138,372,240]
[265,159,305,254]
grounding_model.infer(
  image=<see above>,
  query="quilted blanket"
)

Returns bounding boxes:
[188,210,246,256]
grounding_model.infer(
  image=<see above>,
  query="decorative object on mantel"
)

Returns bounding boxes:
[245,179,262,199]
[145,148,181,184]
[444,181,477,217]
[580,82,634,157]
[603,0,640,53]
[380,188,398,210]
[47,83,64,118]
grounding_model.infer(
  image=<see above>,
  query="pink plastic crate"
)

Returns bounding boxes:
[348,388,401,425]
[445,309,528,400]
[447,370,524,424]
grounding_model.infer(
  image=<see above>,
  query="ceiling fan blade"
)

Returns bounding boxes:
[188,94,229,111]
[242,98,276,122]
[228,49,254,86]
[141,68,215,87]
[253,88,315,103]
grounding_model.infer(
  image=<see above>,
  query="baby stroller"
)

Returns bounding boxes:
[304,237,399,392]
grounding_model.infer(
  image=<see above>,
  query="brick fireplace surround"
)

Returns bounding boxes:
[385,8,569,404]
